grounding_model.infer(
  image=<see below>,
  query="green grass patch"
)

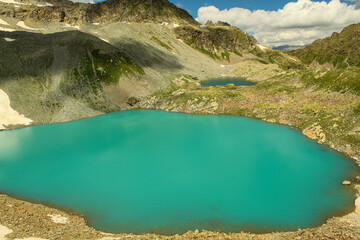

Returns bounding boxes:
[354,101,360,114]
[193,47,220,60]
[301,68,360,95]
[233,50,243,57]
[151,36,172,51]
[221,51,230,62]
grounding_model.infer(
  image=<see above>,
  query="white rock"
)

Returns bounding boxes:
[0,26,15,32]
[47,214,69,224]
[16,21,40,31]
[3,37,15,42]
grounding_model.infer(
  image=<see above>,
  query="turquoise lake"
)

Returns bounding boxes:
[0,110,357,234]
[200,77,256,86]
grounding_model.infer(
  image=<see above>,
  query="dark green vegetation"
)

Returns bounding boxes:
[74,49,144,85]
[151,36,173,51]
[301,68,360,95]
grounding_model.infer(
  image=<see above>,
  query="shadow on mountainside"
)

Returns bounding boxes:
[0,30,183,83]
[111,38,183,71]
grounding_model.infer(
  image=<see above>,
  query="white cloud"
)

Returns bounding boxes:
[196,0,360,47]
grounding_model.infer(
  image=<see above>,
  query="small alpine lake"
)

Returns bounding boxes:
[200,77,256,86]
[0,110,358,235]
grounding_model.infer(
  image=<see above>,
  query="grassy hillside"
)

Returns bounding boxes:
[0,30,144,124]
[291,23,360,68]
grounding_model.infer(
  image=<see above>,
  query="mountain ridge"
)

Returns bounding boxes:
[0,0,199,25]
[291,22,360,69]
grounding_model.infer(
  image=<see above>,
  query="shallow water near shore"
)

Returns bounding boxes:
[200,77,256,86]
[0,110,357,234]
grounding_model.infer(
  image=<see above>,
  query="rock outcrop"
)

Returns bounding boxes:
[174,25,258,61]
[302,123,327,143]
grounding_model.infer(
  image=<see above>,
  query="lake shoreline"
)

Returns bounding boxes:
[1,71,360,239]
[1,189,360,239]
[0,110,360,239]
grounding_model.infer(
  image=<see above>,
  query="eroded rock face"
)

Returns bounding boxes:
[302,123,327,143]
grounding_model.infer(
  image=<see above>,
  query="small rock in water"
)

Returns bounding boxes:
[342,181,351,185]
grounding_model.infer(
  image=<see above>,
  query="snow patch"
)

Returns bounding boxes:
[93,23,100,25]
[47,214,69,224]
[0,19,9,26]
[0,225,47,239]
[0,89,33,130]
[100,38,110,43]
[0,26,15,32]
[257,44,270,51]
[36,2,53,7]
[3,37,15,42]
[0,225,12,239]
[0,0,23,4]
[173,23,180,28]
[16,21,40,31]
[286,55,299,62]
[65,24,80,29]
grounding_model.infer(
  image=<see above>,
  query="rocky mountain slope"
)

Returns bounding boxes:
[292,23,360,69]
[0,0,198,25]
[0,15,227,127]
[290,23,360,98]
[174,25,304,70]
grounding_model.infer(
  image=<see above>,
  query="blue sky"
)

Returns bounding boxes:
[169,0,357,17]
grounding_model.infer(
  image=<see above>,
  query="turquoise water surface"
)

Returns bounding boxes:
[200,77,256,86]
[0,110,357,234]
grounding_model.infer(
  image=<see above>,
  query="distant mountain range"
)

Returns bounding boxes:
[273,45,306,52]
